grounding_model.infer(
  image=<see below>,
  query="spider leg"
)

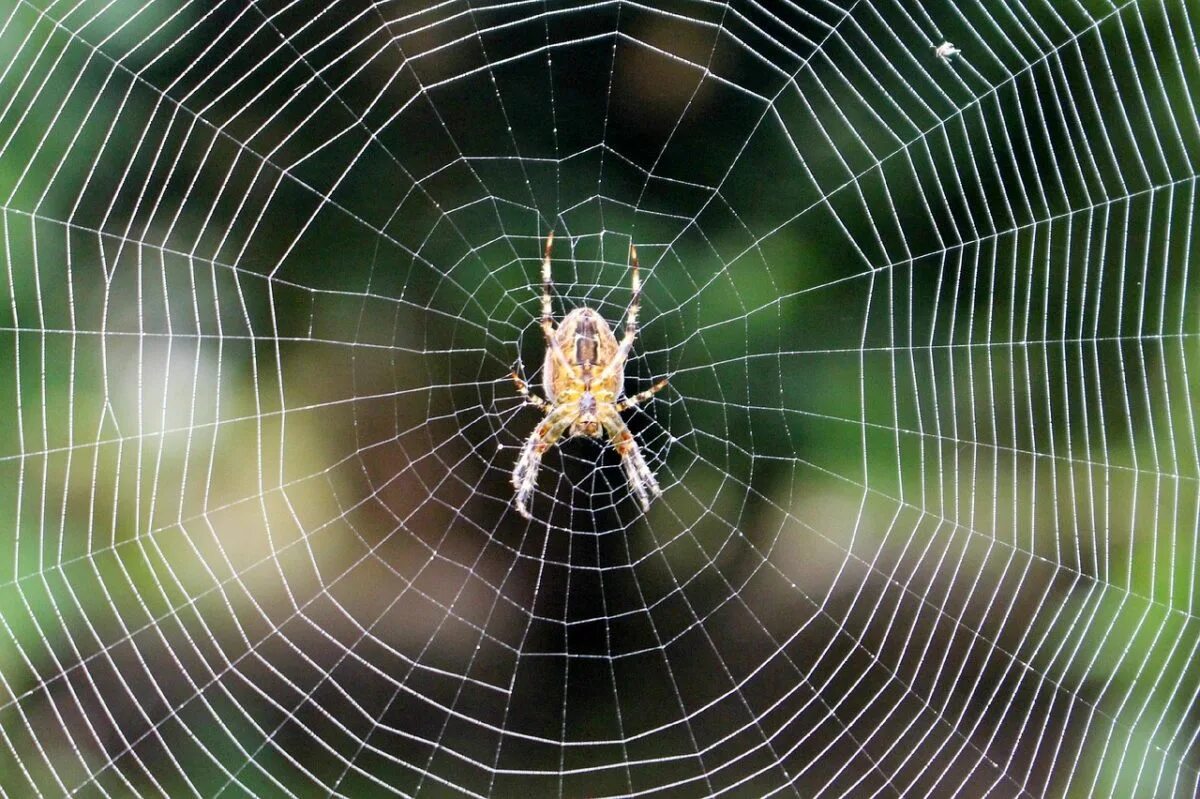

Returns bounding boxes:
[537,231,576,379]
[615,378,668,412]
[594,242,644,385]
[511,369,551,413]
[626,242,641,340]
[540,231,556,343]
[512,403,575,518]
[601,407,662,512]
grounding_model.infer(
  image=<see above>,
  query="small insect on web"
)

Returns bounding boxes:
[934,41,961,62]
[510,233,668,519]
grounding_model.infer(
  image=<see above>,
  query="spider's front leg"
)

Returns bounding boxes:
[601,407,662,512]
[512,404,575,518]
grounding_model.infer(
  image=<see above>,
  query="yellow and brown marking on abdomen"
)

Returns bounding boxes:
[544,307,621,401]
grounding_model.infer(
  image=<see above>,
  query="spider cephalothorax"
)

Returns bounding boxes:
[510,232,668,518]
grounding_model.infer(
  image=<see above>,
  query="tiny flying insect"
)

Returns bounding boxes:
[935,41,961,62]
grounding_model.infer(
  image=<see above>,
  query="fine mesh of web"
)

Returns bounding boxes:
[0,0,1198,797]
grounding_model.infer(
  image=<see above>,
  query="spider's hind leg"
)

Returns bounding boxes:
[537,231,575,377]
[595,242,646,386]
[541,231,556,342]
[626,242,641,341]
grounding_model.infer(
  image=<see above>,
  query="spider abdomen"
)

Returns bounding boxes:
[543,307,622,402]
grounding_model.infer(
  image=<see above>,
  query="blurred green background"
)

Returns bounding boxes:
[1,0,1198,797]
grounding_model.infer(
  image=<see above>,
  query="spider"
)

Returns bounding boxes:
[510,232,668,519]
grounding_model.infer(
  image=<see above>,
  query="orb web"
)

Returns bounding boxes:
[1,1,1199,797]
